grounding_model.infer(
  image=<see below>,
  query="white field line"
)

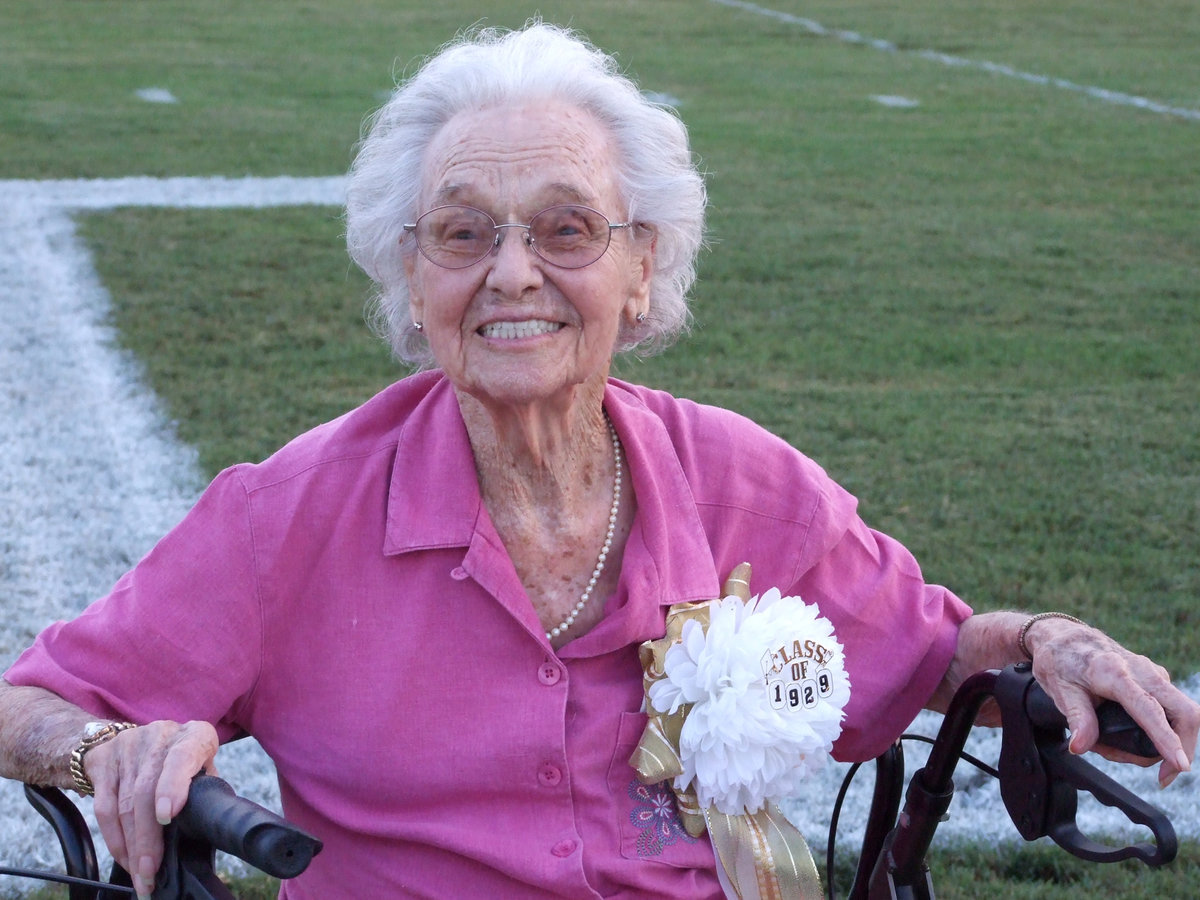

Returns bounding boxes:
[709,0,1200,122]
[0,176,342,876]
[1,175,1196,878]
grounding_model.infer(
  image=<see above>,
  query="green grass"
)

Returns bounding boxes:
[5,0,1199,896]
[834,839,1200,899]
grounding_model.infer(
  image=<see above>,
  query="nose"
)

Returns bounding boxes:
[485,225,543,294]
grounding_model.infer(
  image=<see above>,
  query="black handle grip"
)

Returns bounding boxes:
[1025,685,1160,759]
[1095,702,1160,759]
[173,775,322,879]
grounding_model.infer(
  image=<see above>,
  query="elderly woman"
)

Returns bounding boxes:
[0,22,1195,900]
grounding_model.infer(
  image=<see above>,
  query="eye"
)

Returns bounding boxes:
[447,225,480,242]
[440,216,486,243]
[420,208,494,248]
[553,216,585,237]
[534,207,601,245]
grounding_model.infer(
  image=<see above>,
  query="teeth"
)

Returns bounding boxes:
[479,320,562,339]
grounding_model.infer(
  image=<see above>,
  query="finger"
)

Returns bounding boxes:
[1161,686,1200,764]
[1104,683,1191,769]
[113,734,165,899]
[154,720,220,824]
[88,746,131,873]
[1153,686,1199,784]
[1038,680,1102,755]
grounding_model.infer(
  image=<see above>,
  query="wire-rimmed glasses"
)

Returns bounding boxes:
[403,205,631,269]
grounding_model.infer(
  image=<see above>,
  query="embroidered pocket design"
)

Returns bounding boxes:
[626,779,699,858]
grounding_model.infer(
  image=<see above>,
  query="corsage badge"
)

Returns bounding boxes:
[630,563,851,900]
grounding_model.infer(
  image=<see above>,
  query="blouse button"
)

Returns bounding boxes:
[538,663,561,685]
[450,566,468,580]
[537,763,562,787]
[551,839,578,858]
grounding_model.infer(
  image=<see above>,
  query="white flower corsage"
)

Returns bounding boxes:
[645,584,851,816]
[630,565,850,898]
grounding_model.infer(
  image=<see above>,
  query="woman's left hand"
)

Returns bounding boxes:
[933,611,1199,788]
[1024,616,1198,787]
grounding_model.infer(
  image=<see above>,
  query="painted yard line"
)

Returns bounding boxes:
[0,175,351,872]
[709,0,1200,122]
[0,174,347,211]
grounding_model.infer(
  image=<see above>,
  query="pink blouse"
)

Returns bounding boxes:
[7,372,970,898]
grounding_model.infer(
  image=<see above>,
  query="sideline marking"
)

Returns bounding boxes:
[710,0,1200,122]
[0,174,346,211]
[0,175,343,870]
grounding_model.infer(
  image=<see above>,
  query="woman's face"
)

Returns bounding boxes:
[406,101,653,412]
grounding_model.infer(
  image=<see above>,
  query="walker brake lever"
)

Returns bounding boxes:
[993,663,1176,866]
[1036,740,1176,865]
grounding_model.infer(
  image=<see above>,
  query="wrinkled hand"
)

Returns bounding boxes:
[85,720,219,898]
[1025,619,1199,788]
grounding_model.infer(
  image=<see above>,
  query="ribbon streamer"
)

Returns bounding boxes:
[631,563,823,899]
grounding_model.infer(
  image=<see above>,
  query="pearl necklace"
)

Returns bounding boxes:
[546,415,623,641]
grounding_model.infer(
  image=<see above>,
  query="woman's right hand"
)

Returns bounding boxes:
[85,720,219,899]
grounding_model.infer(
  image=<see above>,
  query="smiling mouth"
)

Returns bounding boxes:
[478,319,564,339]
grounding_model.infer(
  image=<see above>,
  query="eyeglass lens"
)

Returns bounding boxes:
[411,205,616,269]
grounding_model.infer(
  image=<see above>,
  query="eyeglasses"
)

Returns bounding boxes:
[403,205,631,270]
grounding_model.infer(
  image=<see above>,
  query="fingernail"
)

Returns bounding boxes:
[1160,769,1179,789]
[139,856,157,894]
[156,796,173,825]
[1175,750,1191,773]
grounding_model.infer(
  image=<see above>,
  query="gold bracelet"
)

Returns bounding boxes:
[69,721,137,796]
[1017,612,1086,660]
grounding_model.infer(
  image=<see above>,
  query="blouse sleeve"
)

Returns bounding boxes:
[791,499,971,762]
[4,466,263,742]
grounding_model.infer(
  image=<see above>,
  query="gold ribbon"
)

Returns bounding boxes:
[631,563,824,900]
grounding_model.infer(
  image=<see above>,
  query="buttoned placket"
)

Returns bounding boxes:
[457,537,590,887]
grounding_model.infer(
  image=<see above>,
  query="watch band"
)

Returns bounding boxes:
[69,721,138,796]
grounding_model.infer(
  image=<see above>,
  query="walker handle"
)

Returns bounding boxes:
[172,775,322,879]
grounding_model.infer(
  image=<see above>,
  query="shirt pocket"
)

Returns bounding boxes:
[607,711,714,868]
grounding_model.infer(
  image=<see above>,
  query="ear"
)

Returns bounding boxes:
[404,251,426,325]
[622,225,655,323]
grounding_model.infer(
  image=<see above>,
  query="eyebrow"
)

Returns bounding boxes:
[429,182,599,210]
[432,184,469,205]
[539,183,596,206]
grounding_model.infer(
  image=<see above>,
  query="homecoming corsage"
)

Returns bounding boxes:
[631,563,852,900]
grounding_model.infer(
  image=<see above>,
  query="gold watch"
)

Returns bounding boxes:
[69,721,137,796]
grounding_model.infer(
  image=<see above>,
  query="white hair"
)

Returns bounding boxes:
[345,21,707,365]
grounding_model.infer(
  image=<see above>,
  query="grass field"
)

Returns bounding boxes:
[4,0,1198,896]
